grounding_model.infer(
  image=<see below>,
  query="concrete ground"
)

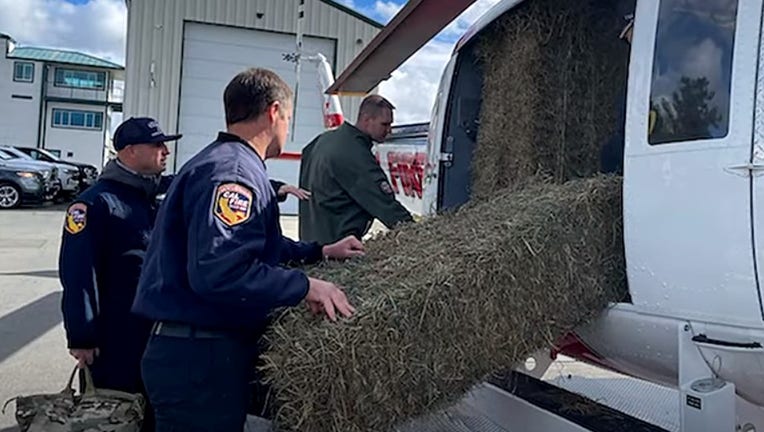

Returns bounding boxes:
[0,206,657,431]
[0,205,72,431]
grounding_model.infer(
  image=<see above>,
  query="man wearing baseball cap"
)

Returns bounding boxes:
[58,116,180,432]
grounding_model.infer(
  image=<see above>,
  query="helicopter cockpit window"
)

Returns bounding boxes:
[648,0,738,145]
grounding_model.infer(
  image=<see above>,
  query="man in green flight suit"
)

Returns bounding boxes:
[299,95,413,244]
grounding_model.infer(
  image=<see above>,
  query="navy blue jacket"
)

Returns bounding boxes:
[132,132,323,331]
[59,178,166,350]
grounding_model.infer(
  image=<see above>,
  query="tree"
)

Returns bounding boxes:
[651,76,724,144]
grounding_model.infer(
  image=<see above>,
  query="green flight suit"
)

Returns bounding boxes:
[298,122,413,244]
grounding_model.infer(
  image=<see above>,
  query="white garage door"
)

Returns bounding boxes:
[177,22,336,215]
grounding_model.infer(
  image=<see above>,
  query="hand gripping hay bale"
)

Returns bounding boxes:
[260,175,628,432]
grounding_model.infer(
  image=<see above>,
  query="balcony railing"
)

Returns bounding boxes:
[45,80,124,104]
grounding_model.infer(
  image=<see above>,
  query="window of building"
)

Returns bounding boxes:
[54,68,106,90]
[13,62,34,83]
[52,109,104,130]
[648,0,738,145]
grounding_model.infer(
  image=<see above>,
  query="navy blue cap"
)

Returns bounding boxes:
[113,117,182,151]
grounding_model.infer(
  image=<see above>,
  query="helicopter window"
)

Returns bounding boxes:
[648,0,738,145]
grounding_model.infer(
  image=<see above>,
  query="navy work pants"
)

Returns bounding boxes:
[141,329,258,432]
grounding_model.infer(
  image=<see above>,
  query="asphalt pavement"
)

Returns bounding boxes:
[0,205,71,431]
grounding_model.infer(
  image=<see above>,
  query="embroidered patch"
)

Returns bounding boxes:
[380,180,394,195]
[213,183,253,227]
[65,203,87,235]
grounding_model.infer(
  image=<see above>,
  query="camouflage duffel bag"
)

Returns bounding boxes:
[2,366,145,432]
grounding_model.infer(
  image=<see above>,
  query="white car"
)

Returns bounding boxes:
[0,146,80,198]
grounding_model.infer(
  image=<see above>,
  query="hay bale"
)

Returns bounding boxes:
[259,1,635,429]
[472,0,634,199]
[261,175,627,432]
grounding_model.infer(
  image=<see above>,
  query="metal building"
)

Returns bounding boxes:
[123,0,381,213]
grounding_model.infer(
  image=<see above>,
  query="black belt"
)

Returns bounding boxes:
[151,321,233,339]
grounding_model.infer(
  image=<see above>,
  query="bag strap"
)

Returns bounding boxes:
[82,366,97,395]
[1,397,17,415]
[63,365,97,395]
[63,365,79,394]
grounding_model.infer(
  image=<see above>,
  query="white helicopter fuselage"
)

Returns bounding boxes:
[410,0,764,427]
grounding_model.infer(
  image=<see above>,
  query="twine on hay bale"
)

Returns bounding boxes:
[261,176,627,432]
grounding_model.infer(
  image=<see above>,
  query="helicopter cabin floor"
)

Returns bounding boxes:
[245,356,679,432]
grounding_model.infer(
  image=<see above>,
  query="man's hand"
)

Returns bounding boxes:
[69,348,99,368]
[322,235,365,260]
[306,278,356,321]
[278,184,311,200]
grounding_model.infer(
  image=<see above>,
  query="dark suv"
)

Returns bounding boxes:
[0,164,55,209]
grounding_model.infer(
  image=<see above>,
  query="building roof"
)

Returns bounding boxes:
[121,0,383,28]
[320,0,383,29]
[8,46,124,70]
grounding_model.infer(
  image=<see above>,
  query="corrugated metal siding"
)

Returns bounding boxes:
[124,0,379,137]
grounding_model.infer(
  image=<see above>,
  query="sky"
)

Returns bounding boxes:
[0,0,502,124]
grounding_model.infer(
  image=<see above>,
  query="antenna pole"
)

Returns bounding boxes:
[291,0,305,142]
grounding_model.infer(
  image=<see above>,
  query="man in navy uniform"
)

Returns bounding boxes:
[58,116,179,431]
[132,67,363,432]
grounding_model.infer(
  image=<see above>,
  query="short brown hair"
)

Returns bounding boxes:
[223,68,294,125]
[357,94,395,121]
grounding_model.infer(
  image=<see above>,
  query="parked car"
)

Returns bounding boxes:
[0,152,60,208]
[1,146,80,199]
[14,146,99,191]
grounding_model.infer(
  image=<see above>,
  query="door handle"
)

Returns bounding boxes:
[725,163,764,177]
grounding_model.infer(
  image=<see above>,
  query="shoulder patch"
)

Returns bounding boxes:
[213,183,253,227]
[65,202,88,235]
